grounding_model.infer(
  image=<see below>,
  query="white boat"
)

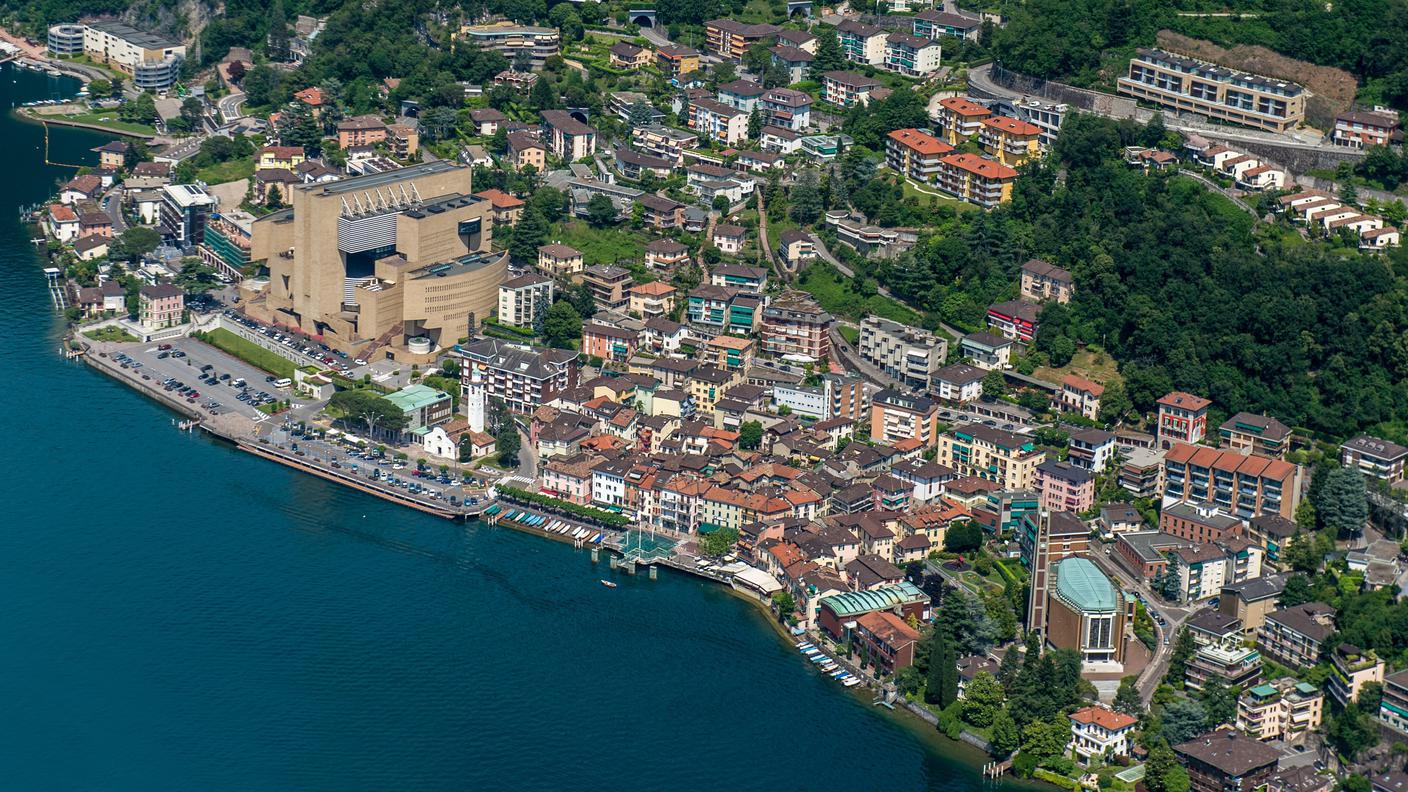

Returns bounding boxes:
[600,579,617,588]
[843,678,861,687]
[575,528,588,539]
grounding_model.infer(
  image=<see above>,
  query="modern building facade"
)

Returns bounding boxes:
[1117,49,1306,133]
[858,315,947,390]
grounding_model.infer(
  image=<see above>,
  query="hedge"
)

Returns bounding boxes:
[497,486,631,529]
[1033,769,1082,791]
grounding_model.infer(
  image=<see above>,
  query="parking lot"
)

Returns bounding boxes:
[220,311,366,376]
[115,337,296,422]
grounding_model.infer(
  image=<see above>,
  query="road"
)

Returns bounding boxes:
[809,232,968,343]
[100,185,128,233]
[217,91,246,123]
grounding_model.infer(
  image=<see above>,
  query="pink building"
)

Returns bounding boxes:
[581,323,639,363]
[138,283,184,328]
[1037,460,1095,513]
[541,454,600,505]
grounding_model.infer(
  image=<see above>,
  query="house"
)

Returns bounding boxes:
[822,71,883,108]
[758,87,812,131]
[507,131,547,170]
[258,145,306,170]
[615,147,675,180]
[1100,504,1143,535]
[884,33,942,78]
[72,234,110,261]
[933,363,985,403]
[1056,374,1104,420]
[60,174,102,205]
[1068,706,1137,764]
[1021,258,1074,303]
[933,96,992,144]
[761,125,803,155]
[497,273,554,330]
[1157,391,1212,448]
[294,86,325,111]
[337,115,387,149]
[541,110,597,160]
[985,299,1040,343]
[1259,602,1336,668]
[474,188,525,226]
[253,168,298,204]
[638,194,685,230]
[609,41,651,69]
[628,281,677,319]
[582,322,639,363]
[138,283,184,328]
[689,97,749,145]
[1340,435,1408,482]
[537,243,584,278]
[1219,412,1291,459]
[885,128,954,183]
[938,153,1017,208]
[470,108,507,136]
[643,238,690,270]
[1331,110,1402,149]
[92,140,129,170]
[777,229,815,266]
[835,19,887,66]
[711,224,747,256]
[959,331,1013,370]
[1173,729,1284,792]
[73,280,125,316]
[851,610,921,674]
[770,44,814,85]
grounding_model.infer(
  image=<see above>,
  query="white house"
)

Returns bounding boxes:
[1068,706,1137,764]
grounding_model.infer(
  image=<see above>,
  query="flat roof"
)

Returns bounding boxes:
[310,159,462,196]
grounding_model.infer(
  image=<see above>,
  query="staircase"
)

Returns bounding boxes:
[360,321,403,362]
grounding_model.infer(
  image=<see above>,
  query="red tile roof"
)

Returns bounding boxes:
[887,127,954,156]
[1157,391,1211,411]
[1070,706,1137,731]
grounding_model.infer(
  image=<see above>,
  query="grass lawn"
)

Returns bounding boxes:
[879,168,979,213]
[798,262,923,326]
[1034,345,1122,390]
[83,326,138,342]
[551,221,648,266]
[198,328,296,379]
[49,109,157,136]
[838,325,860,346]
[194,158,255,185]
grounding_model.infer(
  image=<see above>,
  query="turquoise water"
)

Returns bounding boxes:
[0,65,1015,790]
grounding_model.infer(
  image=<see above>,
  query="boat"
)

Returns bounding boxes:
[590,532,602,543]
[843,678,861,687]
[600,579,618,588]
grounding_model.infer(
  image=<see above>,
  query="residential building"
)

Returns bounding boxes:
[581,322,638,363]
[497,273,554,330]
[885,128,954,183]
[884,33,942,77]
[704,19,779,61]
[959,331,1013,370]
[870,390,940,448]
[822,71,882,108]
[387,124,419,158]
[717,79,765,112]
[632,125,699,165]
[537,243,584,278]
[1045,557,1132,670]
[75,20,185,90]
[1258,602,1336,668]
[609,41,651,69]
[758,87,812,131]
[1120,446,1167,499]
[689,97,749,144]
[704,335,756,372]
[835,20,887,66]
[655,44,701,80]
[1340,435,1408,483]
[644,239,690,271]
[1185,639,1263,691]
[913,9,982,41]
[1380,669,1408,736]
[933,96,992,144]
[1246,514,1296,568]
[1021,258,1074,303]
[1101,504,1143,536]
[457,22,559,68]
[138,283,184,328]
[1220,413,1291,458]
[258,145,306,170]
[456,338,579,414]
[686,284,760,336]
[1162,443,1301,520]
[1160,500,1244,543]
[852,610,921,674]
[1237,678,1323,743]
[1118,49,1306,133]
[712,224,747,256]
[937,153,1018,207]
[474,189,525,227]
[540,110,597,160]
[1068,706,1138,764]
[641,193,687,230]
[770,44,814,85]
[1054,375,1104,421]
[579,264,633,311]
[1158,391,1212,448]
[979,115,1042,166]
[337,115,387,149]
[507,131,547,170]
[159,183,215,247]
[1332,110,1402,149]
[859,315,947,390]
[628,281,677,319]
[1069,429,1117,472]
[777,229,815,266]
[1036,460,1096,513]
[1173,729,1283,792]
[938,424,1047,490]
[1326,643,1384,707]
[1219,575,1289,636]
[993,95,1070,146]
[1164,535,1264,604]
[985,299,1040,343]
[760,290,833,361]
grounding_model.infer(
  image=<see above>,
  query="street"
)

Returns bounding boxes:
[1084,547,1195,702]
[217,91,246,123]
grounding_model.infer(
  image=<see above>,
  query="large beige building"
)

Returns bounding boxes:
[1117,49,1306,133]
[248,161,505,359]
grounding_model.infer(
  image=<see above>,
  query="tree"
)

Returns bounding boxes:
[174,259,220,293]
[508,205,549,263]
[939,589,998,656]
[1326,705,1378,760]
[1166,627,1195,688]
[789,170,822,224]
[419,106,459,141]
[1315,466,1368,538]
[739,420,763,450]
[944,521,983,554]
[712,195,730,213]
[178,97,204,131]
[1278,574,1314,608]
[810,27,844,77]
[585,194,616,227]
[1099,380,1132,424]
[989,707,1020,758]
[1160,697,1208,745]
[241,64,282,107]
[266,184,284,209]
[1114,676,1144,717]
[119,93,158,125]
[627,101,655,129]
[698,527,739,556]
[327,390,409,439]
[962,671,1005,727]
[982,369,1006,399]
[226,60,246,84]
[747,105,761,139]
[1197,676,1237,727]
[1146,742,1190,792]
[110,227,161,263]
[267,0,290,61]
[1282,532,1322,575]
[529,75,557,110]
[924,628,958,707]
[1021,717,1070,760]
[998,645,1022,693]
[542,300,583,349]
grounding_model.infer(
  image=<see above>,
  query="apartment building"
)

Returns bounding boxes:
[1237,678,1323,743]
[884,33,942,78]
[885,128,954,183]
[655,44,702,80]
[980,116,1042,166]
[159,183,215,247]
[540,110,597,160]
[912,9,983,41]
[986,299,1040,343]
[457,338,578,413]
[933,96,992,144]
[337,115,387,149]
[75,20,185,90]
[580,264,633,311]
[631,125,699,165]
[1164,535,1264,603]
[1326,643,1384,707]
[1340,435,1408,483]
[761,290,833,361]
[759,88,812,131]
[870,390,941,448]
[822,71,883,108]
[858,315,948,390]
[686,284,761,336]
[582,322,638,363]
[709,263,768,292]
[1021,258,1074,303]
[1185,639,1264,691]
[1055,375,1104,421]
[1219,412,1291,458]
[1158,390,1212,448]
[938,423,1047,490]
[1117,49,1305,133]
[937,153,1018,208]
[1331,110,1401,149]
[712,224,747,256]
[458,22,560,68]
[933,363,985,403]
[1069,428,1117,472]
[1173,729,1282,792]
[1379,669,1408,736]
[690,97,749,145]
[1037,460,1096,513]
[609,41,651,69]
[1162,443,1300,520]
[497,273,554,330]
[705,19,779,60]
[537,243,584,278]
[628,281,677,318]
[770,44,814,85]
[704,335,756,372]
[1259,602,1336,668]
[836,19,887,66]
[959,331,1013,370]
[138,283,184,328]
[507,132,547,170]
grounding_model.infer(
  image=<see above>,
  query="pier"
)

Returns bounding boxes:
[44,267,68,310]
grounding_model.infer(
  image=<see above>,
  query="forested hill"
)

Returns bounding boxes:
[989,0,1408,111]
[878,114,1408,441]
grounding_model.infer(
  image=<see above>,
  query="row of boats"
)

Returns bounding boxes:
[796,641,862,687]
[501,510,607,545]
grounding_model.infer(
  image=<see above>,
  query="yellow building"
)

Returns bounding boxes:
[258,145,306,171]
[1116,49,1306,133]
[936,153,1017,209]
[979,116,1042,166]
[936,423,1047,490]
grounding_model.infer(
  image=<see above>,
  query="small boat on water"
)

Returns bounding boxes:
[600,579,618,588]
